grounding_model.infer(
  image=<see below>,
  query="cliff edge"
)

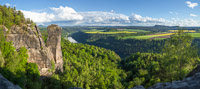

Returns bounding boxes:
[3,24,63,76]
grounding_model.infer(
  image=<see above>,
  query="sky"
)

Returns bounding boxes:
[1,0,200,26]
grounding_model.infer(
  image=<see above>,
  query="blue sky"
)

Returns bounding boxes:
[1,0,200,26]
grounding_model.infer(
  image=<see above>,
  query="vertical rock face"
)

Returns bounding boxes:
[47,24,63,72]
[3,24,63,76]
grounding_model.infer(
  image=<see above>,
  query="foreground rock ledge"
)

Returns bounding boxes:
[0,74,21,89]
[132,72,200,89]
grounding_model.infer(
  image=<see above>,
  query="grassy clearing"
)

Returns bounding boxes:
[121,29,150,32]
[122,32,200,40]
[189,33,200,38]
[82,29,104,32]
[85,31,137,34]
[122,33,175,39]
[169,30,196,33]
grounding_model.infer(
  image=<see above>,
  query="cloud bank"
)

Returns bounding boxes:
[186,1,198,9]
[21,6,200,26]
[22,6,83,25]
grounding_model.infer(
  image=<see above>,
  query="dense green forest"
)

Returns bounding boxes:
[0,5,200,89]
[0,5,42,89]
[0,5,35,29]
[72,31,200,59]
[121,31,200,88]
[72,31,166,58]
[57,38,126,89]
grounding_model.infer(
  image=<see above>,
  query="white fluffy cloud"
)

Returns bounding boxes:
[170,18,200,26]
[21,10,54,24]
[129,14,166,23]
[186,1,198,9]
[79,11,130,25]
[50,6,83,21]
[21,6,83,24]
[21,6,200,26]
[190,14,198,17]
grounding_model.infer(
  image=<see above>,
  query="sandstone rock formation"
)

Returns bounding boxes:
[0,74,21,89]
[3,24,63,76]
[47,24,63,72]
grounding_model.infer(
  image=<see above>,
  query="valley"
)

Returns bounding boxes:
[68,26,200,58]
[1,2,200,89]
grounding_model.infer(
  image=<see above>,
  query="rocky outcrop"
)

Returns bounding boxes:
[132,72,200,89]
[148,72,200,89]
[47,24,63,72]
[3,24,63,76]
[131,86,145,89]
[0,74,21,89]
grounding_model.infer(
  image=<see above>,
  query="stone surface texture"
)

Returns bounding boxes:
[3,24,63,76]
[0,74,21,89]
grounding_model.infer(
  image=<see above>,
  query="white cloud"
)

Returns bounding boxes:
[111,10,115,13]
[21,10,55,24]
[79,11,130,25]
[170,18,200,26]
[169,11,178,15]
[129,14,166,24]
[21,6,83,24]
[186,1,198,9]
[21,6,200,26]
[50,6,83,21]
[190,14,198,17]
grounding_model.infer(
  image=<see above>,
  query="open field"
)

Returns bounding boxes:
[189,33,200,37]
[83,29,150,34]
[122,32,200,40]
[83,28,200,39]
[85,31,137,34]
[82,29,104,32]
[169,30,196,33]
[119,29,150,32]
[122,33,175,39]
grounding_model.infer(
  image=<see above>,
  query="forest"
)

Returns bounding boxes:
[0,5,200,89]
